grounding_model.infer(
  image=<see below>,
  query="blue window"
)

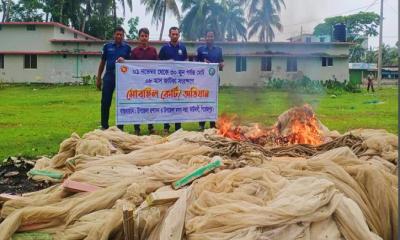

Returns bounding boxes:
[236,56,247,72]
[287,58,297,72]
[24,55,37,69]
[261,57,272,71]
[322,57,333,67]
[27,25,36,31]
[0,54,4,69]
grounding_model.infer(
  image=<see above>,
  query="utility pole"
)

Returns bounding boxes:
[377,0,384,88]
[300,26,303,38]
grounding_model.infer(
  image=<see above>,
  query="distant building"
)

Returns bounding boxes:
[382,67,399,80]
[349,63,377,84]
[0,22,351,86]
[349,63,398,85]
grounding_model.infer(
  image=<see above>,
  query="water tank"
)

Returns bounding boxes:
[333,23,346,42]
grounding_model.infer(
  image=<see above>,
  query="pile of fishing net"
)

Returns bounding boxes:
[0,113,397,240]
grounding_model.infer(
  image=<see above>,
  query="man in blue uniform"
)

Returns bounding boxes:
[159,26,188,135]
[96,26,131,130]
[196,31,224,130]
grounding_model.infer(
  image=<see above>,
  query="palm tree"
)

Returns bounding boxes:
[247,0,284,42]
[181,0,246,41]
[247,0,284,16]
[111,0,133,27]
[180,0,222,40]
[221,0,247,41]
[141,0,180,40]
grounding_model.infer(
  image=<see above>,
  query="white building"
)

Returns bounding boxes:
[288,33,332,43]
[0,22,351,86]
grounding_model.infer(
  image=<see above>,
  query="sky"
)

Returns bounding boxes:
[119,0,398,48]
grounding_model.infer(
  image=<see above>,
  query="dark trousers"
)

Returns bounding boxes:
[367,80,375,92]
[164,123,181,131]
[101,73,123,130]
[199,121,216,129]
[134,124,154,132]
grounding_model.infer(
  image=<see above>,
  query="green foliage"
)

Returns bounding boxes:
[313,12,380,37]
[365,44,399,66]
[314,12,380,63]
[1,0,130,40]
[85,15,124,40]
[8,0,44,22]
[180,0,247,41]
[141,0,180,40]
[322,79,362,94]
[127,17,139,40]
[265,77,324,94]
[223,0,247,41]
[247,0,285,42]
[265,77,362,95]
[81,75,96,86]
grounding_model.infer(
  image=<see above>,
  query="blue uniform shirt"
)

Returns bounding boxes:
[101,41,131,74]
[196,45,223,63]
[159,42,188,61]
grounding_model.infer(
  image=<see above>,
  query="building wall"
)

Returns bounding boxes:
[221,57,260,87]
[49,41,349,59]
[0,24,94,52]
[0,54,349,85]
[0,54,100,83]
[52,26,90,41]
[0,25,55,51]
[219,56,349,87]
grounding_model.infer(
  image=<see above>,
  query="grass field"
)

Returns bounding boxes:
[0,84,397,161]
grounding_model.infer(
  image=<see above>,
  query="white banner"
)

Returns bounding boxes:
[116,60,219,124]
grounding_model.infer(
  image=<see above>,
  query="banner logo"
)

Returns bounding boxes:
[208,68,216,76]
[120,65,128,73]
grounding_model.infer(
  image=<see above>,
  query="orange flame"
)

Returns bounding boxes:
[217,105,324,145]
[285,114,323,145]
[217,114,244,140]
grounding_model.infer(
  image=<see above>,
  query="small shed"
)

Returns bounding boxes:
[349,63,377,84]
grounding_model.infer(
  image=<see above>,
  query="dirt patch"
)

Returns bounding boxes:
[0,157,52,194]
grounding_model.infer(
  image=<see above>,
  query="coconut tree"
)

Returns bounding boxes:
[221,0,247,41]
[181,0,246,41]
[247,0,283,42]
[141,0,180,40]
[111,0,133,27]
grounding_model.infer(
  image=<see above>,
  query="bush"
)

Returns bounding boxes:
[265,77,361,94]
[265,77,325,94]
[81,75,96,86]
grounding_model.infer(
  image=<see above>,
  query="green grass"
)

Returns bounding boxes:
[0,84,397,161]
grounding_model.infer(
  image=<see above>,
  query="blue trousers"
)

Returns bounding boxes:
[101,73,123,130]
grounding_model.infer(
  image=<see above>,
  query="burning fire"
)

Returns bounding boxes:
[217,114,244,141]
[285,113,323,145]
[217,105,324,145]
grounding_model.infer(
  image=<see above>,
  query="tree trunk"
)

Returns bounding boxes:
[45,12,49,22]
[159,1,166,41]
[81,0,91,32]
[1,0,6,22]
[59,0,64,24]
[112,0,117,27]
[1,0,11,22]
